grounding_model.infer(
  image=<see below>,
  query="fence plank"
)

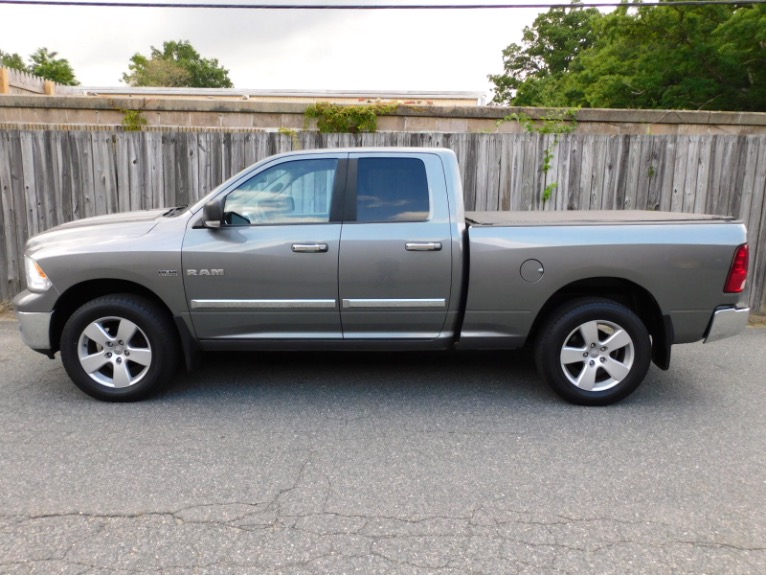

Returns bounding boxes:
[554,134,571,212]
[747,140,766,311]
[658,137,675,212]
[6,132,26,297]
[115,133,131,212]
[144,131,164,209]
[566,135,583,210]
[0,132,21,299]
[588,136,606,210]
[162,133,179,207]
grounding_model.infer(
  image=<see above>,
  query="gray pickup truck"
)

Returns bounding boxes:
[14,148,750,405]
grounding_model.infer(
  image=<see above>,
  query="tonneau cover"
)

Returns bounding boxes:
[465,210,734,227]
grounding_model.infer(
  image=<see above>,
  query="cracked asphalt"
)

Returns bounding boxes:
[1,319,765,575]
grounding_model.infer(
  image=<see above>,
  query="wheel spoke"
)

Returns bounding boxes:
[112,362,134,388]
[575,364,597,391]
[80,352,110,374]
[603,328,632,351]
[127,348,152,367]
[561,346,587,365]
[602,357,631,382]
[115,319,140,345]
[578,321,601,346]
[83,322,111,347]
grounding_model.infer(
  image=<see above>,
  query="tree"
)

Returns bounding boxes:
[712,5,766,110]
[1,47,79,85]
[489,2,602,106]
[569,3,744,110]
[489,1,766,112]
[28,48,79,85]
[122,40,233,88]
[0,50,27,72]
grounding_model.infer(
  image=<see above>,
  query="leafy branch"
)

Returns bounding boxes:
[304,102,398,134]
[499,108,578,204]
[121,109,148,131]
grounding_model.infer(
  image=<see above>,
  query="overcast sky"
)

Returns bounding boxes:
[0,0,574,100]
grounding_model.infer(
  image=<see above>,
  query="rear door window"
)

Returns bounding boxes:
[355,158,430,222]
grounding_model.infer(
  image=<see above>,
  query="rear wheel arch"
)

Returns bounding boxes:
[527,277,670,368]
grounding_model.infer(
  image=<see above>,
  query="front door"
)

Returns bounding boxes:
[183,155,346,340]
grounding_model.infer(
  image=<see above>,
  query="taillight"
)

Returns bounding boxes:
[724,244,749,293]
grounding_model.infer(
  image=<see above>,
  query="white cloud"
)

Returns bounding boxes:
[0,1,572,96]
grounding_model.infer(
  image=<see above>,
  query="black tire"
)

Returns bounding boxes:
[60,294,179,402]
[534,298,651,406]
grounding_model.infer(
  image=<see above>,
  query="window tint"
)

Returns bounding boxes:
[224,158,337,225]
[356,158,430,222]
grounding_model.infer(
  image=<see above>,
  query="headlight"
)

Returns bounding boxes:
[25,257,52,292]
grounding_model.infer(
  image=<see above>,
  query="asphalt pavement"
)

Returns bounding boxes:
[1,318,765,575]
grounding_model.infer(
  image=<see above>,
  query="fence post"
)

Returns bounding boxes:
[0,68,9,95]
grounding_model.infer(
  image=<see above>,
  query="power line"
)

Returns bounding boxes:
[1,0,765,9]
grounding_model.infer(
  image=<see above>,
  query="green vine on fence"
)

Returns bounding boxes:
[278,127,302,150]
[304,102,398,134]
[499,108,578,204]
[120,109,148,131]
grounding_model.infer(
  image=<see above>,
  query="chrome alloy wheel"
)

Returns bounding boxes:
[76,316,153,388]
[559,319,635,392]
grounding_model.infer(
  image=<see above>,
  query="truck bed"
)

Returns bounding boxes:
[466,210,734,227]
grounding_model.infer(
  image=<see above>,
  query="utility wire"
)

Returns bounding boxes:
[1,0,765,9]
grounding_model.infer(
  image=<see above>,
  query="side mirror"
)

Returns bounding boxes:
[202,199,223,228]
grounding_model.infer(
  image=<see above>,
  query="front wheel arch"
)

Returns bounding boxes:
[51,280,177,355]
[59,293,180,401]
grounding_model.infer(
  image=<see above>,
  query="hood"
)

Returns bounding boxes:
[26,209,169,255]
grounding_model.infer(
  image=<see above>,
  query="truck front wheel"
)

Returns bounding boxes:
[60,294,178,402]
[535,298,651,406]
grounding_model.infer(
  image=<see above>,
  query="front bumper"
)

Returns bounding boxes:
[704,305,750,343]
[15,310,54,353]
[13,289,55,355]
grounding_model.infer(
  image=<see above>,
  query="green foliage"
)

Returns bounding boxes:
[28,48,79,86]
[278,127,302,149]
[542,182,558,203]
[500,108,578,137]
[499,109,578,204]
[121,109,148,131]
[1,47,79,85]
[489,2,601,106]
[122,40,233,88]
[489,2,766,112]
[304,102,398,134]
[0,50,27,72]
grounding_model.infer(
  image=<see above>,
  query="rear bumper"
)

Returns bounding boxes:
[704,305,750,343]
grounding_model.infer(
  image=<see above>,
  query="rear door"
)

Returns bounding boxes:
[338,152,453,339]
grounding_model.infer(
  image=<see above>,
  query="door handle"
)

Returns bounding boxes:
[292,243,329,253]
[405,242,442,252]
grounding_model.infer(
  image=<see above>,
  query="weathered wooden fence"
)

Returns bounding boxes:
[1,129,765,311]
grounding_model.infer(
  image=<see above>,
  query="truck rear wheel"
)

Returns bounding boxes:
[60,294,178,402]
[535,298,651,406]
